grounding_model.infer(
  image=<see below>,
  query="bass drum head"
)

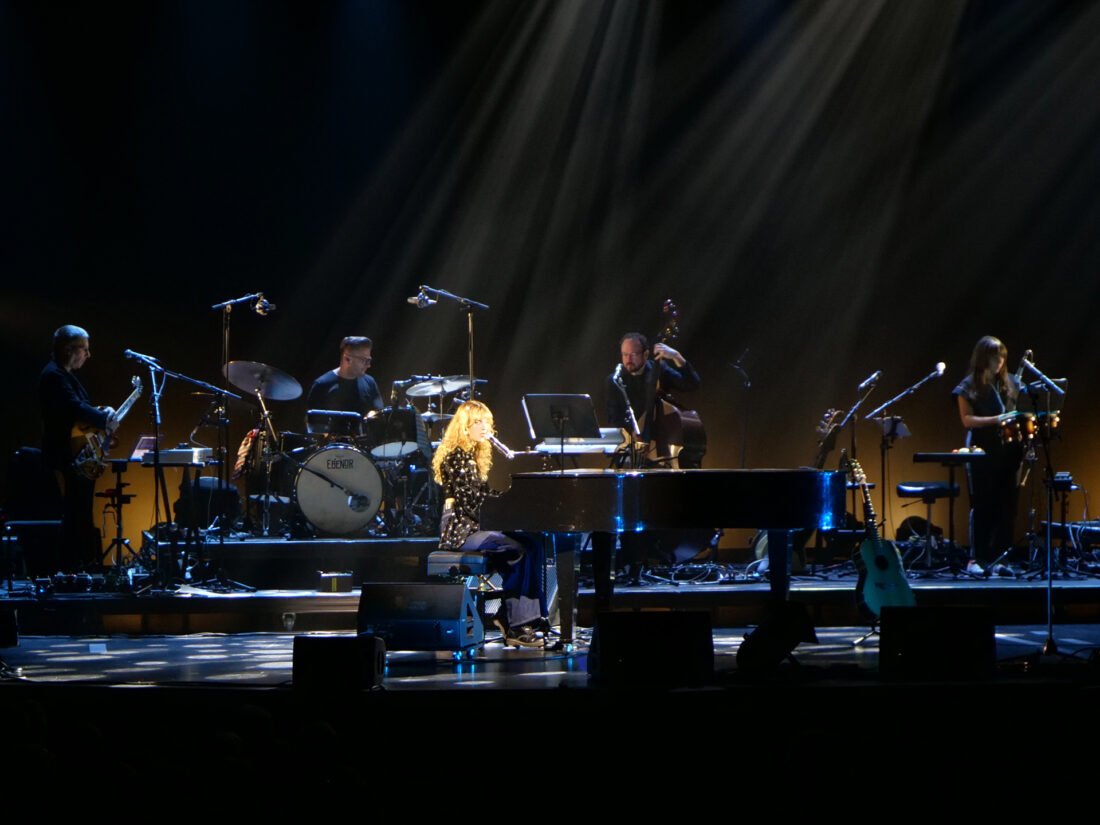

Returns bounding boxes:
[295,444,383,535]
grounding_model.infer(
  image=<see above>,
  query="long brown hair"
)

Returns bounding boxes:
[432,400,494,484]
[968,335,1016,401]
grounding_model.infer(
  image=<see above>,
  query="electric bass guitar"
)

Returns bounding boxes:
[851,458,915,617]
[71,375,143,479]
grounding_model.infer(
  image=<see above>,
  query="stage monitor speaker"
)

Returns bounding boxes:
[880,605,995,680]
[588,610,713,686]
[292,634,385,691]
[357,583,484,652]
[0,608,17,649]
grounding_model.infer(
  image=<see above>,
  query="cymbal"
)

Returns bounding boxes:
[223,361,302,401]
[422,413,454,424]
[406,375,482,398]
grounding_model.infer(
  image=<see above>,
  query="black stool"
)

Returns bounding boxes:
[896,482,958,571]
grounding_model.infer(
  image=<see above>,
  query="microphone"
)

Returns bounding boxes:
[407,288,437,309]
[252,293,276,316]
[488,434,515,460]
[124,349,161,365]
[347,494,371,512]
[1015,349,1032,382]
[857,370,881,394]
[935,362,946,376]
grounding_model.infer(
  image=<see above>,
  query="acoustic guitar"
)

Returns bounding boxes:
[850,458,915,617]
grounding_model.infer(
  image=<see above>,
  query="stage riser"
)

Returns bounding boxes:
[6,581,1100,636]
[184,536,438,590]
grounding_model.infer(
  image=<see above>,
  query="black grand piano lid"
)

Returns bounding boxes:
[480,468,846,533]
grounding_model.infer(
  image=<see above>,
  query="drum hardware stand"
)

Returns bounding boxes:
[380,457,433,537]
[252,390,284,538]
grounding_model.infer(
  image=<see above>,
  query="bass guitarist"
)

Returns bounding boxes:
[606,331,700,468]
[39,324,117,571]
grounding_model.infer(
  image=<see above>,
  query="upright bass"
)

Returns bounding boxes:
[650,299,706,468]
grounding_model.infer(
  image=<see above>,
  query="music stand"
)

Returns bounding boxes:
[521,394,601,471]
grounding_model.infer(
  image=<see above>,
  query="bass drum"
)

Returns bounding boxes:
[294,444,383,535]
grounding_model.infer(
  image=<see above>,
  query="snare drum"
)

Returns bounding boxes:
[294,444,383,534]
[363,406,429,459]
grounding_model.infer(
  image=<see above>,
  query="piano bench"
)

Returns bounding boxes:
[427,550,489,579]
[896,482,958,504]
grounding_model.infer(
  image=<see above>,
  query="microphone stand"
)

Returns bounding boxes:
[210,292,270,544]
[866,365,944,534]
[612,370,643,469]
[836,380,877,526]
[1017,356,1067,656]
[729,356,751,469]
[129,355,242,593]
[414,285,489,401]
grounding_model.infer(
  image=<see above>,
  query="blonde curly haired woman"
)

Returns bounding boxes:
[433,401,547,647]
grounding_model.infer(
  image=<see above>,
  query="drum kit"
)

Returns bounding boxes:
[225,361,480,538]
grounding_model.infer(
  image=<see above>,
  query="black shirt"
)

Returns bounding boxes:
[606,359,700,442]
[306,371,383,416]
[39,360,109,471]
[952,374,1020,452]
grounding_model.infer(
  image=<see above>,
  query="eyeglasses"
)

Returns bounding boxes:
[346,353,372,365]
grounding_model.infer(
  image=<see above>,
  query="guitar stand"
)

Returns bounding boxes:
[97,459,137,571]
[853,622,880,648]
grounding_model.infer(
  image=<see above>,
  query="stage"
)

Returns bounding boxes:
[4,549,1100,795]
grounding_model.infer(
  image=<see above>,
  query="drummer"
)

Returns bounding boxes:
[306,336,383,428]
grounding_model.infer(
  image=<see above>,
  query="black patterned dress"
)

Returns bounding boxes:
[438,447,491,550]
[436,447,545,628]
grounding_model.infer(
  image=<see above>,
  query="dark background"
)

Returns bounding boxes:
[3,0,1097,539]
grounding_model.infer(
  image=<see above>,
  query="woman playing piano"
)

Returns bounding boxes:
[432,400,548,647]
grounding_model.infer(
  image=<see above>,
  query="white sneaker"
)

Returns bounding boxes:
[966,559,985,576]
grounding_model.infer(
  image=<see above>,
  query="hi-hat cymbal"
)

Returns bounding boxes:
[422,412,454,424]
[223,360,302,401]
[406,375,482,397]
